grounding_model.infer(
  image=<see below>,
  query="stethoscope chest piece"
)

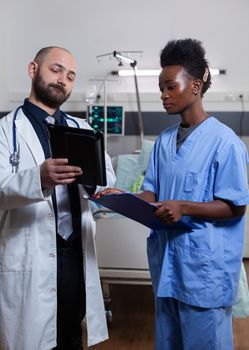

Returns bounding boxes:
[9,106,22,169]
[10,152,19,167]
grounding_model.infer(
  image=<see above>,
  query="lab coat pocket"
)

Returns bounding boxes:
[0,228,33,272]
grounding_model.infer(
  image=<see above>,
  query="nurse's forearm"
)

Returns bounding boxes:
[181,199,246,219]
[137,190,156,203]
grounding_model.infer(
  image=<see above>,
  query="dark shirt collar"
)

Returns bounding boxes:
[23,98,62,124]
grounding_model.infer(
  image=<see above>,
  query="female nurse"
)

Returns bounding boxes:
[96,38,249,350]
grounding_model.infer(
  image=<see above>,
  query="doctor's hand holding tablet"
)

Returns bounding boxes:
[40,157,83,189]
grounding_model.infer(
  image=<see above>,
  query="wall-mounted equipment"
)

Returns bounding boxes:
[87,105,125,136]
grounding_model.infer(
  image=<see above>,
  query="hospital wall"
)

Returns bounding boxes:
[1,0,249,112]
[1,109,248,157]
[69,110,249,157]
[0,0,248,158]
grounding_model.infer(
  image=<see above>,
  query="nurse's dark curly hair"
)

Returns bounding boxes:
[160,38,211,96]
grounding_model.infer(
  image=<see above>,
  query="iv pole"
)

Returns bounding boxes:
[112,51,144,148]
[103,75,108,150]
[86,74,117,151]
[96,50,144,150]
[130,61,144,147]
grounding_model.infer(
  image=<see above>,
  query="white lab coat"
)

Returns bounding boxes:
[0,109,116,350]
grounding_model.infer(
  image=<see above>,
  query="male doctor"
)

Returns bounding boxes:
[0,46,115,350]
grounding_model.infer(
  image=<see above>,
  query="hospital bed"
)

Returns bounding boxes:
[94,211,151,296]
[94,210,151,322]
[93,140,154,318]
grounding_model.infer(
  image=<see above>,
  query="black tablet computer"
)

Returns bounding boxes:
[48,124,107,186]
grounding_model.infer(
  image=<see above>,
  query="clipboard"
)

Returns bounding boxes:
[90,192,193,230]
[48,124,107,186]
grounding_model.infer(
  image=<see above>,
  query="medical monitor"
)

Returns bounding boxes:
[87,105,125,136]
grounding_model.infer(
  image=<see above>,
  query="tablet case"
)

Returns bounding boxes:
[48,124,107,186]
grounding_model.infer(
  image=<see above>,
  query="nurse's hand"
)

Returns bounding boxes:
[93,187,124,199]
[153,200,183,224]
[40,158,83,189]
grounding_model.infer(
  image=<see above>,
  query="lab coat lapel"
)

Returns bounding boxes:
[15,109,45,165]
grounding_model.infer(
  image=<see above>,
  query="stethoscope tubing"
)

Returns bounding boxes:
[10,106,80,167]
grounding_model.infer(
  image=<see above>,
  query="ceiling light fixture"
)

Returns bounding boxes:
[116,68,226,77]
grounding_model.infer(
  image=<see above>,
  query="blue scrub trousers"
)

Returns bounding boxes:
[155,297,233,350]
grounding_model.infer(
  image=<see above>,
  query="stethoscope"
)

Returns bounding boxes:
[10,106,80,171]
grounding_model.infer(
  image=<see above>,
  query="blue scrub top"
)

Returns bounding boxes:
[142,117,249,308]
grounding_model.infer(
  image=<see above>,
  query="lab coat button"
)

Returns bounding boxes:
[49,253,55,258]
[48,213,54,220]
[50,288,56,295]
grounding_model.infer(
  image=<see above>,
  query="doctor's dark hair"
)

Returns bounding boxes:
[33,46,72,65]
[160,38,211,96]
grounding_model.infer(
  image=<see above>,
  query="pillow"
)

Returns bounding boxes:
[129,139,155,192]
[137,139,155,170]
[130,174,145,193]
[115,153,140,191]
[232,262,249,318]
[115,139,155,192]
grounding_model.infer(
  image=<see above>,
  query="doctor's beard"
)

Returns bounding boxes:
[32,72,71,109]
